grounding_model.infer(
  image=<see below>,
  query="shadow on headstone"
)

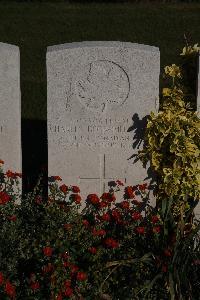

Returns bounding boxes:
[22,118,47,198]
[128,113,157,192]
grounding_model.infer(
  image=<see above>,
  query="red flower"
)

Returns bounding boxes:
[87,194,100,205]
[0,191,11,205]
[82,219,89,227]
[64,223,72,230]
[163,249,172,257]
[120,200,130,209]
[138,183,148,191]
[7,215,17,221]
[56,293,63,300]
[63,261,71,268]
[111,209,121,221]
[92,229,106,237]
[35,195,42,204]
[88,247,97,254]
[64,286,73,297]
[71,186,80,193]
[153,226,161,234]
[99,201,108,208]
[76,271,87,281]
[59,184,68,194]
[116,180,124,186]
[135,226,145,235]
[101,192,116,202]
[53,176,62,181]
[101,213,110,222]
[30,281,40,291]
[132,212,142,221]
[5,281,16,298]
[64,280,71,288]
[162,264,168,273]
[151,215,160,224]
[43,247,53,257]
[0,272,4,285]
[124,186,135,199]
[70,194,81,204]
[6,170,16,178]
[104,238,119,249]
[70,264,79,274]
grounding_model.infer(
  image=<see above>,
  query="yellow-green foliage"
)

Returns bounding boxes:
[137,45,200,207]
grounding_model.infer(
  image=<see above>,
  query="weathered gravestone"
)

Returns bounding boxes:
[47,41,160,199]
[0,43,21,182]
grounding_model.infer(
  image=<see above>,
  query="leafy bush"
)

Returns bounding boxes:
[137,44,200,217]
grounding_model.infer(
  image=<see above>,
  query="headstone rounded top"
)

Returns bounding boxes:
[0,42,19,52]
[47,41,159,54]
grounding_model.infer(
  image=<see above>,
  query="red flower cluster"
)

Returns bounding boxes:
[6,170,22,179]
[87,194,100,205]
[100,213,110,222]
[70,194,81,204]
[101,192,116,203]
[7,215,17,222]
[76,271,87,281]
[88,247,97,254]
[30,281,40,291]
[0,191,11,205]
[135,226,145,235]
[71,186,80,193]
[92,228,106,237]
[151,215,160,224]
[53,176,62,181]
[0,272,3,285]
[0,273,16,298]
[124,186,135,199]
[120,200,130,209]
[116,180,124,186]
[104,238,119,249]
[153,226,161,234]
[5,280,16,299]
[132,211,142,221]
[59,184,68,194]
[43,247,53,257]
[138,183,148,191]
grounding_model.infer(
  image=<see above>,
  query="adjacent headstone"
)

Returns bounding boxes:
[47,41,160,199]
[0,43,21,193]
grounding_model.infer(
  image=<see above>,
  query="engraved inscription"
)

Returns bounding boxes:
[49,117,131,149]
[75,60,130,112]
[0,125,5,134]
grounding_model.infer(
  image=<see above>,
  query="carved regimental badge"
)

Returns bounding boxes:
[75,60,130,113]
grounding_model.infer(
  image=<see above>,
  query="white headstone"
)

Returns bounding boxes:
[47,41,160,199]
[0,43,21,186]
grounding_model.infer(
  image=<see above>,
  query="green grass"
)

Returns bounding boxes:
[0,2,199,120]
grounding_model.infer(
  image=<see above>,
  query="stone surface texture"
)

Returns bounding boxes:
[47,41,160,200]
[0,43,21,177]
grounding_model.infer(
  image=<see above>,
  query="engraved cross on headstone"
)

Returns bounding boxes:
[79,154,126,195]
